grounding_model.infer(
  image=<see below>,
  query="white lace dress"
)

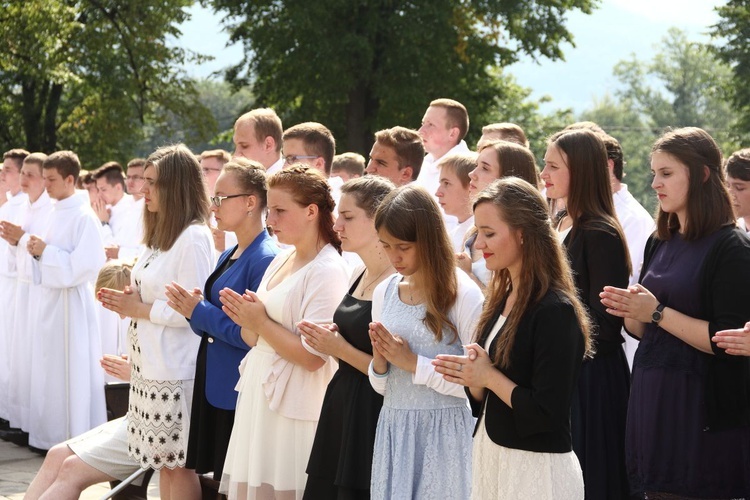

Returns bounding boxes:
[127,250,195,470]
[471,316,584,500]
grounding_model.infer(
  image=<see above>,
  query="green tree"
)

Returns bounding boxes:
[210,0,596,154]
[712,0,750,132]
[580,94,657,211]
[137,78,254,157]
[580,28,744,211]
[0,0,214,167]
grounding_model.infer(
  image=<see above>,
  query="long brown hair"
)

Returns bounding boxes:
[374,185,458,342]
[480,140,539,187]
[548,129,632,275]
[267,164,342,253]
[652,127,734,240]
[474,178,593,368]
[142,144,210,251]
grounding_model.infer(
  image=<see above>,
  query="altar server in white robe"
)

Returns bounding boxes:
[0,149,30,422]
[0,153,54,431]
[26,150,107,451]
[92,162,145,361]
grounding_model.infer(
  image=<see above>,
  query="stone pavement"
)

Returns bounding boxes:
[0,438,159,499]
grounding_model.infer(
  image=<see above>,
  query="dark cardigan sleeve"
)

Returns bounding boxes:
[509,299,584,438]
[704,229,750,356]
[703,228,750,429]
[573,224,629,348]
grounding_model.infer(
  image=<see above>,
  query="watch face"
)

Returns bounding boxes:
[652,311,662,323]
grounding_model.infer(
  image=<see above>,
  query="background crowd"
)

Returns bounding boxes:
[0,99,749,500]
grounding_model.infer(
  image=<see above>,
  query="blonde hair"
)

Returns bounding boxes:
[95,260,133,292]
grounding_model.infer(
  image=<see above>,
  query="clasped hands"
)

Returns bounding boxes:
[599,283,659,323]
[0,220,24,246]
[433,344,493,388]
[165,281,203,319]
[298,320,346,358]
[98,286,145,319]
[369,322,418,374]
[219,287,269,332]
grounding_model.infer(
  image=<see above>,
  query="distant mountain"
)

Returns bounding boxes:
[508,1,719,112]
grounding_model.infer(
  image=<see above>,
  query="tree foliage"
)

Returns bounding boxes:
[580,28,745,212]
[0,0,214,167]
[137,78,254,157]
[210,0,596,154]
[713,0,750,131]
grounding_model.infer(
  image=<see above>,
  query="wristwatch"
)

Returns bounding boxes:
[651,303,666,325]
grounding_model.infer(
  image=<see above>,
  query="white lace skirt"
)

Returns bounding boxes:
[472,418,584,500]
[220,341,317,500]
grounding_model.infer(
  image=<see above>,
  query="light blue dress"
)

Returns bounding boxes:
[371,276,474,500]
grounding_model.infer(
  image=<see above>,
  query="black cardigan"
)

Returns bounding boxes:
[563,217,630,355]
[638,225,750,430]
[467,289,585,453]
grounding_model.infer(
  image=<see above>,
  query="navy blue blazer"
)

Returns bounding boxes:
[188,230,279,410]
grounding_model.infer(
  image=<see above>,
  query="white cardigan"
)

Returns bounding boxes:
[368,270,484,398]
[259,244,350,421]
[132,224,214,381]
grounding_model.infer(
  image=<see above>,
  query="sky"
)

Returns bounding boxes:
[177,0,723,114]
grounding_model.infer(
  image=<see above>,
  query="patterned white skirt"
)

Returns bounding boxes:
[472,416,584,500]
[126,320,194,470]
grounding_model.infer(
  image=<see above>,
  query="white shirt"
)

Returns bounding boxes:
[414,140,471,202]
[266,157,284,176]
[101,194,144,263]
[451,216,474,253]
[414,141,470,234]
[613,184,655,285]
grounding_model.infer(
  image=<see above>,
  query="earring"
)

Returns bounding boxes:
[247,211,253,217]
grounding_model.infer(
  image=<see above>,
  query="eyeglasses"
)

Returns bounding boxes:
[210,194,251,207]
[283,154,320,165]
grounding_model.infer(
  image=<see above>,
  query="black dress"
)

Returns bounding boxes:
[563,218,631,499]
[627,229,750,498]
[303,273,384,500]
[185,256,237,480]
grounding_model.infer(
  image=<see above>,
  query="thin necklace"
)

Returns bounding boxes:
[358,265,390,297]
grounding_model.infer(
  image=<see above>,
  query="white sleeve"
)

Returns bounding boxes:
[39,217,106,288]
[368,360,389,395]
[367,277,391,394]
[149,232,214,327]
[411,272,484,398]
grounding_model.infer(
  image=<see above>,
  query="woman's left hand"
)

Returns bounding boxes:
[368,322,417,373]
[298,320,347,357]
[219,288,268,331]
[165,281,202,319]
[98,286,146,319]
[712,322,750,356]
[433,343,492,388]
[599,284,659,323]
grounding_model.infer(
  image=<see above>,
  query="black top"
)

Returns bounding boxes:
[639,225,750,430]
[563,217,630,355]
[305,272,384,492]
[467,289,585,453]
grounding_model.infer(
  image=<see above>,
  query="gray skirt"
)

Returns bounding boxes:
[67,416,145,484]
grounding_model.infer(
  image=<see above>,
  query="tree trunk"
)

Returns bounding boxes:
[345,83,368,155]
[43,82,64,152]
[21,77,42,152]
